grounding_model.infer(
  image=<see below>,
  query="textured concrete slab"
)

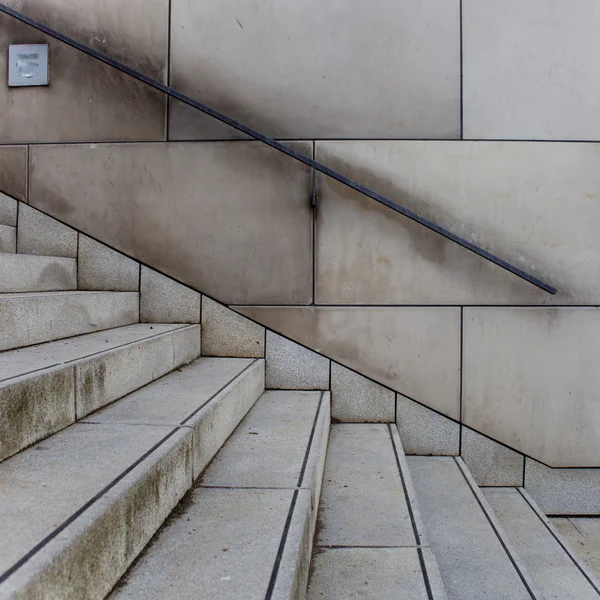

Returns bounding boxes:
[308,548,430,600]
[524,458,600,515]
[0,422,183,576]
[461,427,524,486]
[78,235,140,291]
[201,390,325,489]
[238,306,461,419]
[0,426,192,599]
[313,140,599,305]
[0,291,139,351]
[396,394,460,456]
[484,487,600,600]
[0,147,26,201]
[317,424,415,547]
[0,253,77,292]
[0,193,17,226]
[464,307,600,467]
[140,267,200,323]
[110,487,310,600]
[29,141,313,304]
[407,456,537,600]
[265,332,330,390]
[463,0,600,140]
[552,518,600,581]
[169,0,459,139]
[75,324,201,417]
[0,225,16,253]
[17,204,78,257]
[331,362,394,422]
[85,357,264,478]
[201,296,264,358]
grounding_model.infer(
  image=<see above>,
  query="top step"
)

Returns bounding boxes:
[0,291,139,351]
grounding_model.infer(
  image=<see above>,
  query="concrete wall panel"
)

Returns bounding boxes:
[28,141,313,304]
[463,307,600,467]
[0,12,165,143]
[235,306,461,419]
[0,146,27,201]
[168,0,461,140]
[463,0,600,140]
[315,141,600,304]
[3,0,169,80]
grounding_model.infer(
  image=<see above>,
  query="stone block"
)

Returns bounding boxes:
[202,297,264,357]
[78,235,139,291]
[265,331,330,390]
[17,204,78,257]
[330,362,394,422]
[140,266,200,323]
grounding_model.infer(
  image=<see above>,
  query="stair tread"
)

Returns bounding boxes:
[0,252,77,292]
[0,357,264,596]
[109,390,330,600]
[552,517,600,583]
[484,487,600,600]
[0,323,190,382]
[407,456,539,600]
[307,424,446,600]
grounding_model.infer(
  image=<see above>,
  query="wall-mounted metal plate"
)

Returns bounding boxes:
[8,44,49,87]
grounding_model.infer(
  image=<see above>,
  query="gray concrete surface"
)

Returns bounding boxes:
[75,324,201,417]
[0,147,26,200]
[201,390,325,488]
[201,296,264,358]
[461,427,524,486]
[330,362,395,422]
[396,395,460,456]
[16,204,78,257]
[265,332,330,390]
[78,235,140,291]
[316,424,416,547]
[0,193,17,226]
[552,518,600,582]
[0,291,139,351]
[140,266,200,323]
[407,456,538,600]
[484,487,600,600]
[0,225,16,253]
[0,252,77,292]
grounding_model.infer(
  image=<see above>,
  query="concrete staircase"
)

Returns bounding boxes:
[0,195,599,599]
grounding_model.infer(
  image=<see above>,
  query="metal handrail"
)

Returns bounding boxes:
[0,3,557,294]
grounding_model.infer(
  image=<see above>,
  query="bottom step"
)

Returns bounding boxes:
[110,390,330,600]
[408,456,540,600]
[484,487,600,600]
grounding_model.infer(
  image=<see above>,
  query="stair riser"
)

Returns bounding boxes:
[76,325,201,418]
[0,255,77,293]
[0,430,193,600]
[0,369,75,462]
[0,293,139,351]
[0,327,200,462]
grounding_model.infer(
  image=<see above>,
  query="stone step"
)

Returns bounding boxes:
[307,424,446,600]
[0,252,77,292]
[109,389,330,600]
[0,357,265,599]
[407,456,542,600]
[0,323,201,462]
[552,517,600,583]
[0,225,16,253]
[484,487,600,600]
[0,291,139,351]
